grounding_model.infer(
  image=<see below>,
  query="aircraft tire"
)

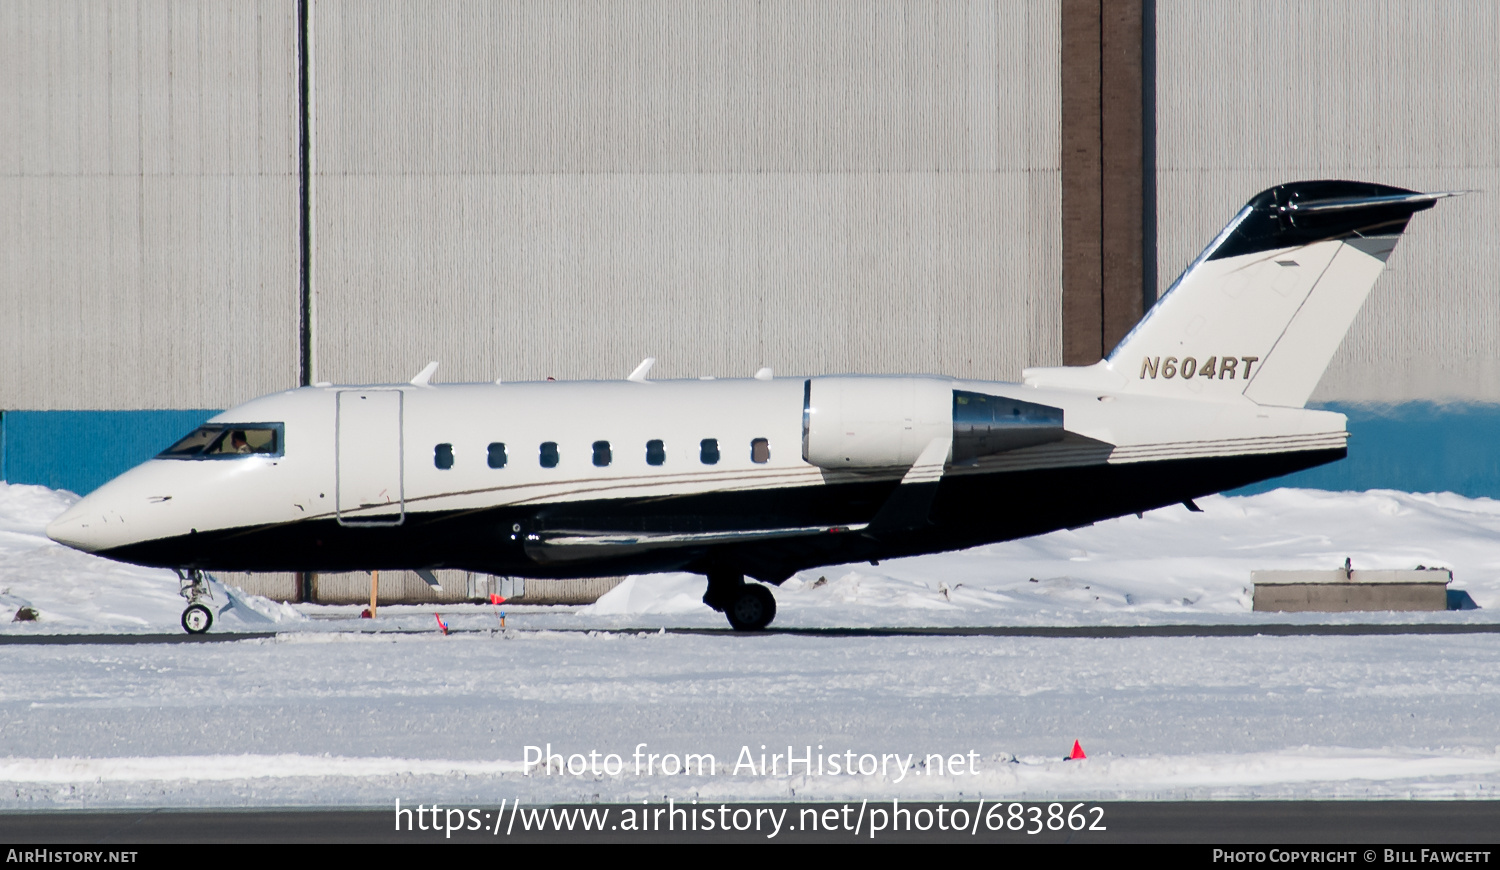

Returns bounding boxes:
[181,604,213,635]
[725,584,776,631]
[702,571,744,613]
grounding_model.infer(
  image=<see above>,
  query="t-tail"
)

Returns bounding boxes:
[1026,180,1461,407]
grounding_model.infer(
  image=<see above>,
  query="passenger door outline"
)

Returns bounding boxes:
[336,389,405,526]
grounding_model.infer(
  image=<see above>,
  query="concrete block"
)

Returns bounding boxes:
[1252,568,1451,612]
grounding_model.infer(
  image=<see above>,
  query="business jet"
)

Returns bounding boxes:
[47,180,1456,633]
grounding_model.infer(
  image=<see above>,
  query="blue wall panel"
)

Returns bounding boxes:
[1231,403,1500,498]
[1,410,221,496]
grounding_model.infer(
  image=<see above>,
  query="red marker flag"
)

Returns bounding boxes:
[434,613,449,635]
[1069,740,1087,760]
[489,594,506,605]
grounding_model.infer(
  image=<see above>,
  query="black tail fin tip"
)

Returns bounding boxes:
[1025,180,1458,407]
[1209,180,1445,262]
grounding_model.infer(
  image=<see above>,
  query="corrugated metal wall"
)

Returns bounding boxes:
[0,0,302,411]
[5,1,1064,404]
[310,0,1063,385]
[11,1,1500,407]
[1155,0,1500,404]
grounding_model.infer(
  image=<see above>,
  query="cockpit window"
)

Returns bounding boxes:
[158,424,283,459]
[158,427,222,457]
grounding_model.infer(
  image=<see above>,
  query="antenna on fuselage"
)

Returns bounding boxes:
[626,357,656,383]
[409,360,439,387]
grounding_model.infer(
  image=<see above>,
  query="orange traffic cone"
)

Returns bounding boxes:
[1069,740,1087,760]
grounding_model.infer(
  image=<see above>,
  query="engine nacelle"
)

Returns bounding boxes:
[801,377,953,469]
[802,377,1066,469]
[950,389,1066,462]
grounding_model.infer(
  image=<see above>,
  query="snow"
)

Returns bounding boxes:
[0,483,301,633]
[5,482,1498,634]
[2,480,1499,807]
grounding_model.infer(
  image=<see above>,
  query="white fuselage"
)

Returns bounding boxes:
[46,374,1346,581]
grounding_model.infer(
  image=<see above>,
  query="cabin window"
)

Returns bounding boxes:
[700,438,720,465]
[592,440,612,467]
[487,442,507,469]
[434,443,454,470]
[539,442,559,468]
[157,424,283,459]
[646,439,666,466]
[750,438,770,464]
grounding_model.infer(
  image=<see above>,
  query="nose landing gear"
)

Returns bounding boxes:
[182,603,213,634]
[702,571,777,631]
[174,568,215,634]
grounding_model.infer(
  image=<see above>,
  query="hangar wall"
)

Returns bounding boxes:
[6,2,1500,594]
[1154,0,1500,405]
[309,0,1063,386]
[7,1,1497,419]
[0,0,302,411]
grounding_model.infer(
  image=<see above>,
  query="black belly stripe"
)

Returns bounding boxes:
[98,448,1344,584]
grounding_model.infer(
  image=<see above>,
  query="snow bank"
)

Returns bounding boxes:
[585,488,1500,626]
[0,482,301,633]
[4,747,1498,802]
[0,754,524,784]
[3,482,1497,634]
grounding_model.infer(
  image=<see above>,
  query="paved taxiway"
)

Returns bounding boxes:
[5,622,1500,645]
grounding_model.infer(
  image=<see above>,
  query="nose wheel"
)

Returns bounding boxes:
[181,603,214,634]
[174,568,215,635]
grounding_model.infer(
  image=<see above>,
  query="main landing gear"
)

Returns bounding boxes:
[702,571,777,631]
[174,568,214,634]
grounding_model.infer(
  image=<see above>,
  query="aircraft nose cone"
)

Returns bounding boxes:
[46,501,105,553]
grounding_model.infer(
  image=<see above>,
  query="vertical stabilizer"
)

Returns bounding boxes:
[1026,181,1459,407]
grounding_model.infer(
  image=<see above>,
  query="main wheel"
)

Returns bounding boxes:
[701,571,744,613]
[725,584,776,631]
[181,603,213,635]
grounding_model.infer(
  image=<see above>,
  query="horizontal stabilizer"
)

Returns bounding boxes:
[1276,189,1464,215]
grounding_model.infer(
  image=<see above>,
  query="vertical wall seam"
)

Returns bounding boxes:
[297,0,312,387]
[294,0,314,602]
[1059,0,1105,365]
[1095,0,1146,358]
[307,0,317,386]
[1096,0,1105,360]
[1141,0,1157,313]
